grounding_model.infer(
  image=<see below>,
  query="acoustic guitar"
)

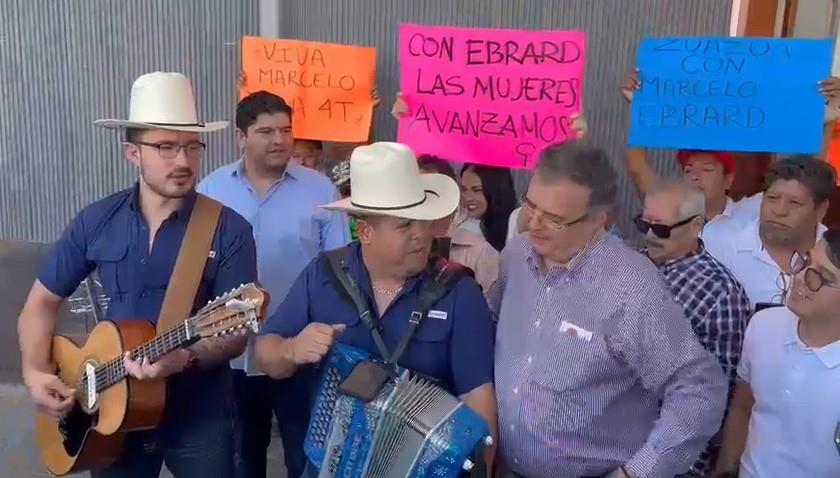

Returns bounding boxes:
[35,282,268,476]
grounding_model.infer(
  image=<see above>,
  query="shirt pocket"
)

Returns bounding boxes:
[86,242,129,298]
[297,214,321,257]
[526,331,598,433]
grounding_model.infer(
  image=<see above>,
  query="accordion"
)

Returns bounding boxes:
[304,343,492,478]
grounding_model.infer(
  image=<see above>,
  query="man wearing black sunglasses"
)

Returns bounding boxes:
[638,180,751,477]
[714,229,840,478]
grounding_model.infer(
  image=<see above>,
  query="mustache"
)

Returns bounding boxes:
[167,168,193,178]
[762,220,791,229]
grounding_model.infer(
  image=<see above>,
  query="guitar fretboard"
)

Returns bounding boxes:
[84,321,193,393]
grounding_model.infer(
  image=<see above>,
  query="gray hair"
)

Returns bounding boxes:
[648,179,705,220]
[535,141,618,210]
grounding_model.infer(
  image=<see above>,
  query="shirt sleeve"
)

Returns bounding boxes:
[704,287,750,386]
[213,209,258,298]
[612,282,728,478]
[321,185,350,251]
[37,211,95,298]
[736,311,761,384]
[474,242,500,292]
[485,245,509,316]
[260,259,315,338]
[449,277,496,396]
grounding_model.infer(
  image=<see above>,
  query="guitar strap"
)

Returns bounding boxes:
[155,193,223,334]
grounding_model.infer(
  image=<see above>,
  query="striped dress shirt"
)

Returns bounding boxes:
[489,232,727,478]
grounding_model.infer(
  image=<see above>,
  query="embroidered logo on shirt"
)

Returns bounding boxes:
[428,310,448,320]
[559,321,593,342]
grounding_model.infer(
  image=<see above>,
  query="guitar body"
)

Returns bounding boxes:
[36,320,166,475]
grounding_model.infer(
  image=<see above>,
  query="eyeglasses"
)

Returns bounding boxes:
[134,141,206,159]
[521,197,588,230]
[769,270,791,305]
[790,251,840,293]
[633,214,699,239]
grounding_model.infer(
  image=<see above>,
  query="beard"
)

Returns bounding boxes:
[759,221,800,248]
[140,167,195,199]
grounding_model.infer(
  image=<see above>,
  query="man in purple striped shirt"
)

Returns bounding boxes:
[489,143,727,478]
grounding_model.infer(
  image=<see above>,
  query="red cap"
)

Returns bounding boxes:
[676,150,735,174]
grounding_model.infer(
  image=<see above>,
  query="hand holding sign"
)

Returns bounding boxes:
[240,36,377,142]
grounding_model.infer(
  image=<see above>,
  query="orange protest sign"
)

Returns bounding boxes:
[240,36,377,142]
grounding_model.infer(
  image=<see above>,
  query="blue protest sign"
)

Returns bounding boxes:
[628,37,833,154]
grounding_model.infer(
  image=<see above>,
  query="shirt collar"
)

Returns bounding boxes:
[740,219,829,254]
[658,240,706,269]
[346,242,428,305]
[784,314,840,369]
[232,157,301,183]
[720,197,735,217]
[449,226,480,247]
[128,181,197,221]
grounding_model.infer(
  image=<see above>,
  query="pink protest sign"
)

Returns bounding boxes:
[397,24,586,170]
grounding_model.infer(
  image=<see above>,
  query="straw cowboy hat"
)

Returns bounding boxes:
[321,142,460,221]
[94,72,228,132]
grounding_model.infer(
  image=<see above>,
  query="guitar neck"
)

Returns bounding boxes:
[96,322,194,391]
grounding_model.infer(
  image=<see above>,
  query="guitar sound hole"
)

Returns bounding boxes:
[59,402,97,456]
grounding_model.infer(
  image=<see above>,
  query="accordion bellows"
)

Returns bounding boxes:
[305,344,491,478]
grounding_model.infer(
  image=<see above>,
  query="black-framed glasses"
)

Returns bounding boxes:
[790,251,840,293]
[521,197,588,230]
[134,141,206,159]
[633,214,698,239]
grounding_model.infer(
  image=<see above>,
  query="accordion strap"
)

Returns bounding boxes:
[323,246,467,367]
[324,247,391,363]
[390,257,466,364]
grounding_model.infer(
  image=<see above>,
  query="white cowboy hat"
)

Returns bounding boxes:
[320,142,460,221]
[94,72,228,132]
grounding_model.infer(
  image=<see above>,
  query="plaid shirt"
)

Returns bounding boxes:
[646,241,751,476]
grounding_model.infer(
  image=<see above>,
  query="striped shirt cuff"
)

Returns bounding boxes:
[625,442,659,478]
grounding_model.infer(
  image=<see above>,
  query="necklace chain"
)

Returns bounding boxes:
[372,284,403,296]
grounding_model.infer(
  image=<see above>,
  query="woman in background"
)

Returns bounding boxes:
[455,164,518,252]
[418,155,500,292]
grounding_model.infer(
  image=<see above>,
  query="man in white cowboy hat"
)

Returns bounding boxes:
[198,90,349,478]
[255,141,498,474]
[17,71,257,477]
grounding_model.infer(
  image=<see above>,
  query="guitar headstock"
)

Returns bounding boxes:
[188,283,270,339]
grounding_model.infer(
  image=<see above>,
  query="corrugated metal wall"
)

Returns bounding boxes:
[276,0,733,234]
[0,0,731,241]
[0,0,259,241]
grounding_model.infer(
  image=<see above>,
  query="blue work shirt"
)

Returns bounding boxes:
[261,242,496,396]
[38,184,258,432]
[198,160,349,373]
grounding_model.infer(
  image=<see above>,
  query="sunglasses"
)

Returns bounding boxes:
[633,214,699,239]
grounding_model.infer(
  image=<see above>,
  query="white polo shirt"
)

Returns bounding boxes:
[738,306,840,477]
[704,219,827,306]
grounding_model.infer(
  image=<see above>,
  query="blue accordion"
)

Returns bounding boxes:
[304,343,491,478]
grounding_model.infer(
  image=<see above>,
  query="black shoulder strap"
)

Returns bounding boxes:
[323,247,392,362]
[323,248,468,367]
[390,257,468,365]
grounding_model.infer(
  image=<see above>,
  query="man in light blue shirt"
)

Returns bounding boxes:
[198,91,349,478]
